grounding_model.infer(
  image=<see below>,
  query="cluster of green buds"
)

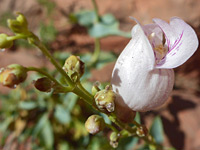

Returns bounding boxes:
[63,55,84,82]
[7,13,29,34]
[0,64,27,88]
[94,85,116,113]
[85,115,106,135]
[0,13,32,51]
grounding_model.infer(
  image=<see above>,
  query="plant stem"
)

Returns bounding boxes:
[90,38,100,66]
[7,34,28,41]
[30,35,74,88]
[77,82,94,102]
[92,0,100,22]
[26,66,72,92]
[106,123,118,133]
[26,67,60,85]
[90,0,101,66]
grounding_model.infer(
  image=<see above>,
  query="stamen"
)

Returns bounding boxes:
[148,33,156,41]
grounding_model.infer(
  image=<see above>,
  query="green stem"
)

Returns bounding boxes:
[26,67,60,85]
[90,0,101,67]
[26,66,72,92]
[30,35,74,88]
[90,38,100,66]
[92,0,100,22]
[73,86,93,106]
[7,34,28,41]
[106,123,118,133]
[77,82,93,102]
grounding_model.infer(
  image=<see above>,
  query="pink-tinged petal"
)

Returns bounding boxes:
[111,24,174,111]
[153,17,199,69]
[143,24,163,42]
[142,24,164,50]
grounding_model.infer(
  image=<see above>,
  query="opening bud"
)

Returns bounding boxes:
[85,115,105,135]
[33,77,53,92]
[16,13,28,28]
[7,13,29,34]
[0,34,13,49]
[94,86,116,113]
[63,55,84,81]
[109,132,120,148]
[0,64,27,88]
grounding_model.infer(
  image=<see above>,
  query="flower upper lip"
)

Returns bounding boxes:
[153,17,199,69]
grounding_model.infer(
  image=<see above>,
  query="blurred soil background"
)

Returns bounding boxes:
[0,0,200,149]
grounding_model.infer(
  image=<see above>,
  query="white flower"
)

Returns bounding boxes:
[111,17,199,112]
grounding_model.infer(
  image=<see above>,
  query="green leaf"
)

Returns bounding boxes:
[63,93,78,111]
[53,51,71,64]
[54,104,71,124]
[18,101,37,110]
[80,53,92,63]
[87,136,113,150]
[71,10,97,27]
[96,51,117,69]
[134,112,141,124]
[117,137,138,150]
[100,113,111,124]
[101,14,116,24]
[88,21,119,38]
[39,22,57,44]
[150,116,164,144]
[33,113,48,137]
[0,117,13,132]
[58,142,70,150]
[41,120,54,149]
[88,14,131,38]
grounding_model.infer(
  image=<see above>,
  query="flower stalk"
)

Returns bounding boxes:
[90,0,101,66]
[29,35,74,88]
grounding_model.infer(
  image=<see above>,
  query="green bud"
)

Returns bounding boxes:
[0,34,13,49]
[63,55,84,81]
[109,132,120,148]
[91,81,101,96]
[0,64,27,88]
[34,77,52,92]
[16,13,28,28]
[85,115,105,134]
[7,13,29,34]
[94,87,116,113]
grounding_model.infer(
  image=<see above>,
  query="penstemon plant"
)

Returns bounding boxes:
[0,0,199,149]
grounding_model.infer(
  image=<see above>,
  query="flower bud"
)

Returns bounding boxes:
[94,87,116,113]
[0,34,13,49]
[34,77,52,92]
[7,13,29,34]
[16,13,28,29]
[0,64,27,88]
[63,55,84,81]
[109,132,120,148]
[85,115,105,134]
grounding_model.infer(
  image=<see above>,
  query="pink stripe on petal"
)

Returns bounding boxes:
[154,17,199,69]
